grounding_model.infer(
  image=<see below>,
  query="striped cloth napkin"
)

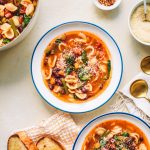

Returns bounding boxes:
[111,72,150,124]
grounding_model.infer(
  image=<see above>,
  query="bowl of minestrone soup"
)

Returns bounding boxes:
[0,0,40,51]
[73,112,150,150]
[31,21,123,113]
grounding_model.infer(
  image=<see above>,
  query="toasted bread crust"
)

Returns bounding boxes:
[8,133,65,150]
[8,132,37,150]
[17,132,38,150]
[37,136,64,150]
[8,135,28,150]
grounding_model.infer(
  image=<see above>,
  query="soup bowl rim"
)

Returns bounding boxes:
[73,112,150,150]
[31,21,123,113]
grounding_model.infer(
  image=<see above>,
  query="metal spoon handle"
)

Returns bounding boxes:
[145,97,150,102]
[144,0,147,15]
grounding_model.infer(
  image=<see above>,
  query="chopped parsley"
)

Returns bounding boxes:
[81,50,88,64]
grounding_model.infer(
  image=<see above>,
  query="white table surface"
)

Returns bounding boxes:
[0,0,150,149]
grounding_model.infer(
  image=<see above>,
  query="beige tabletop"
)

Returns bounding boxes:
[0,0,150,148]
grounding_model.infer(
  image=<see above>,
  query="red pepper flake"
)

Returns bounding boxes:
[98,0,116,6]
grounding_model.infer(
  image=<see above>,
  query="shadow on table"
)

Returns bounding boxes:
[93,2,122,19]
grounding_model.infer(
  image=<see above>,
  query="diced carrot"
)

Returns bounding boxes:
[50,77,55,85]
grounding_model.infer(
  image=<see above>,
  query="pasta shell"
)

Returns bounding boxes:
[99,64,107,73]
[26,4,34,16]
[130,133,139,144]
[84,83,92,92]
[75,93,87,100]
[66,83,78,90]
[21,0,32,7]
[75,32,87,43]
[68,89,75,94]
[85,46,95,57]
[112,126,122,135]
[5,3,18,12]
[4,28,15,39]
[0,5,5,17]
[58,43,67,51]
[106,132,114,140]
[42,68,52,80]
[53,86,61,93]
[48,55,57,68]
[95,127,106,136]
[0,23,11,32]
[139,144,147,150]
[0,39,4,47]
[65,75,78,84]
[12,16,20,27]
[78,32,87,42]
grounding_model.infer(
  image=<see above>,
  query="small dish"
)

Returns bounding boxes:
[31,21,123,113]
[73,112,150,149]
[128,0,150,46]
[93,0,122,11]
[0,0,40,51]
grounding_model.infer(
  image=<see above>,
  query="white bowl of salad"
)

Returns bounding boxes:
[0,0,40,51]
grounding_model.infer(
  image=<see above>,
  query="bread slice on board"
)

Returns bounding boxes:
[8,135,27,150]
[37,137,63,150]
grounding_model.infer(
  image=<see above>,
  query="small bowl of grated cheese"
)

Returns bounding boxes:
[92,0,122,11]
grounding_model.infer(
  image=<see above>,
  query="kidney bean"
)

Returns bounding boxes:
[55,79,63,86]
[0,0,7,4]
[48,84,54,90]
[60,89,66,95]
[81,87,88,93]
[18,26,23,33]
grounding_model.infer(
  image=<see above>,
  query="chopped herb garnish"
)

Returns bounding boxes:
[78,68,91,81]
[66,66,74,75]
[23,15,31,27]
[114,135,120,141]
[81,50,88,64]
[66,55,75,66]
[55,39,62,45]
[3,39,11,44]
[107,60,111,78]
[122,132,129,137]
[61,79,68,94]
[100,139,106,147]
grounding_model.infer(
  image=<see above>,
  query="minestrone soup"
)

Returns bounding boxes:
[42,31,111,103]
[82,120,150,150]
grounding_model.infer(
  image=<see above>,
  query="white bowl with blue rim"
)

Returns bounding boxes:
[73,112,150,149]
[31,21,123,113]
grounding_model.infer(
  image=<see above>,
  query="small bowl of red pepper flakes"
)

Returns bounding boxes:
[0,0,39,51]
[93,0,122,11]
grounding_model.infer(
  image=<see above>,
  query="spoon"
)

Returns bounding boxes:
[141,56,150,75]
[130,79,150,102]
[144,0,148,21]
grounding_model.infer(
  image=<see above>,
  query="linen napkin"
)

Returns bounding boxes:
[9,111,79,150]
[111,72,150,124]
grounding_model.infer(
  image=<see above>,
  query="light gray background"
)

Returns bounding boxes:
[0,0,150,149]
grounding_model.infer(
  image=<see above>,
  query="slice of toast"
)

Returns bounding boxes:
[37,137,63,150]
[8,135,27,150]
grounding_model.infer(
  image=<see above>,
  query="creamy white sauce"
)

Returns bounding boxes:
[130,4,150,43]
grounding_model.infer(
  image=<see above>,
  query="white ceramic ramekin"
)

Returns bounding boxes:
[93,0,122,11]
[128,0,150,46]
[0,0,40,51]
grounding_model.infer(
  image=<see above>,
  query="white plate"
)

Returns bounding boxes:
[31,21,123,113]
[73,112,150,149]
